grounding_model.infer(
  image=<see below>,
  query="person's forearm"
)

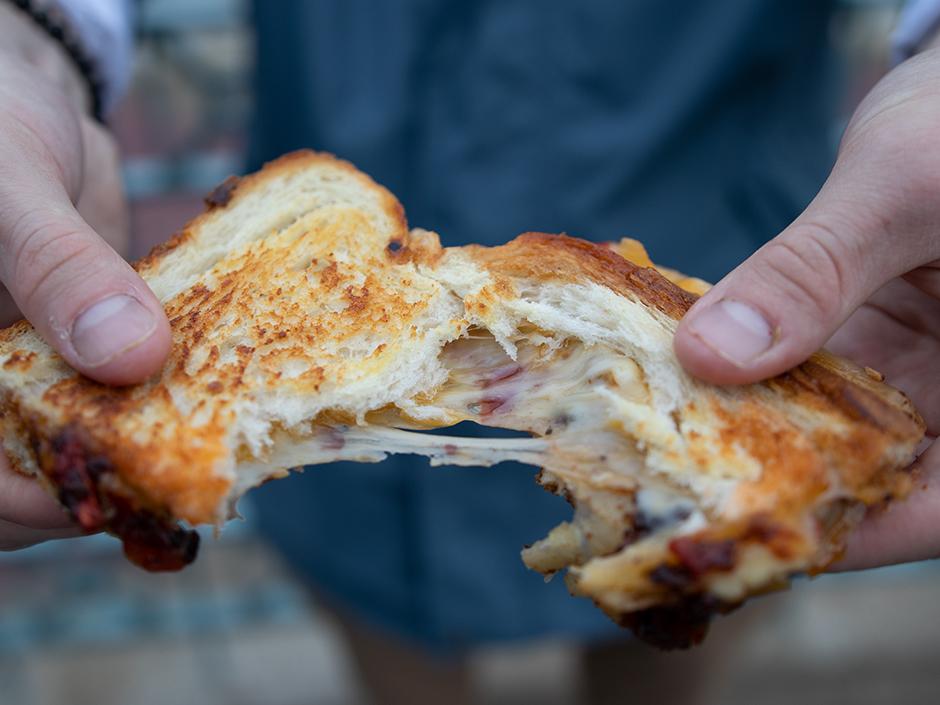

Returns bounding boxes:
[0,2,90,114]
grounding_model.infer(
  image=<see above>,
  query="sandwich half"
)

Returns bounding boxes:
[0,151,924,648]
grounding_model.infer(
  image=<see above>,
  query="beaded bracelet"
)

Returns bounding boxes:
[6,0,105,122]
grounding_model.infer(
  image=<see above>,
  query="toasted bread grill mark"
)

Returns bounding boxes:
[809,425,912,504]
[777,356,922,441]
[468,233,699,319]
[37,374,234,523]
[204,175,241,209]
[319,261,342,289]
[3,350,35,371]
[715,400,829,515]
[344,285,370,313]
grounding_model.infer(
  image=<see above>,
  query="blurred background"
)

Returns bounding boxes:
[2,1,940,704]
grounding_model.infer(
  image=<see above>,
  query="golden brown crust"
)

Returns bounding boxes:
[2,350,35,372]
[605,238,712,295]
[787,351,922,438]
[0,319,34,346]
[37,375,233,523]
[467,233,700,319]
[134,150,410,276]
[204,175,241,209]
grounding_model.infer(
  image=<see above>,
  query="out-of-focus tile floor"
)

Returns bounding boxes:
[2,526,940,705]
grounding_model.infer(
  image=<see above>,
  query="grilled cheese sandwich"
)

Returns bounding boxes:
[0,152,923,647]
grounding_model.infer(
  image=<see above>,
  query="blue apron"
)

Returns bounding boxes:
[249,0,838,647]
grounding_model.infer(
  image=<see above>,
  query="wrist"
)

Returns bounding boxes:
[0,2,92,116]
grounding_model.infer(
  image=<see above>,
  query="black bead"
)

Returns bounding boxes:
[5,0,106,122]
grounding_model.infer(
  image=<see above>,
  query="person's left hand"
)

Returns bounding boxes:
[672,47,940,570]
[0,3,170,550]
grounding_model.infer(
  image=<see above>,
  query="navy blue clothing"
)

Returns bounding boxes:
[249,0,839,646]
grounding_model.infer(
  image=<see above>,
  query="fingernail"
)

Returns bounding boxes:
[70,295,157,366]
[688,299,774,366]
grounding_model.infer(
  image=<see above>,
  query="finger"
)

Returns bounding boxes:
[835,440,940,571]
[75,118,129,255]
[674,161,939,386]
[0,281,19,327]
[826,279,940,433]
[675,206,887,384]
[0,517,84,551]
[0,119,128,329]
[0,139,170,386]
[0,452,74,529]
[902,263,940,300]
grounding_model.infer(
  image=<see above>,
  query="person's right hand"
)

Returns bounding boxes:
[672,47,940,570]
[0,6,171,549]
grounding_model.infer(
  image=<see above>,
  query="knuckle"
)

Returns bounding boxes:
[5,107,78,190]
[759,222,854,321]
[8,220,95,312]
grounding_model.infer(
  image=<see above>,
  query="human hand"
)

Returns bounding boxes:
[673,47,940,569]
[0,6,171,549]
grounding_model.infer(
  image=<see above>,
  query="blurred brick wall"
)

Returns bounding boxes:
[111,0,252,258]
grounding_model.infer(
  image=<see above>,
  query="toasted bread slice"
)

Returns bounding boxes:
[0,151,923,647]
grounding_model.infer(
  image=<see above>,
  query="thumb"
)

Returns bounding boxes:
[0,173,170,386]
[673,177,914,385]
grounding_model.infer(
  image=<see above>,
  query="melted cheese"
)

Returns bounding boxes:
[229,311,887,627]
[234,330,719,587]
